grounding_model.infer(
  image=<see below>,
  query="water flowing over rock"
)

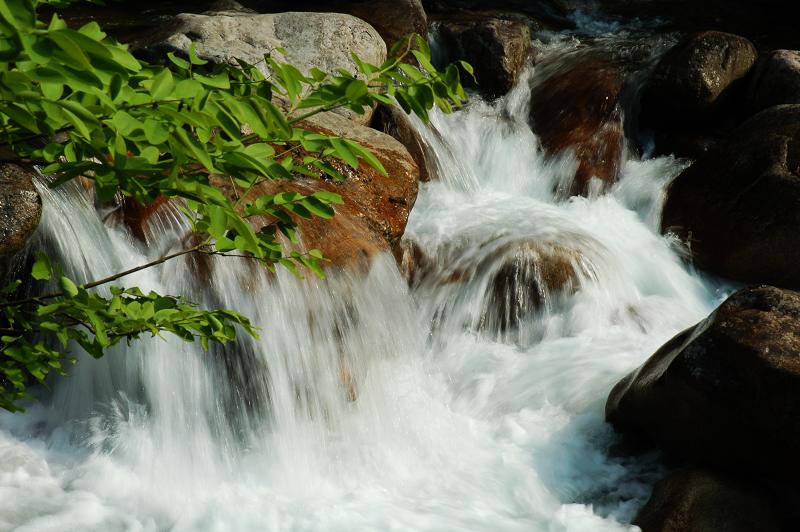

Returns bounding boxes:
[607,285,800,480]
[528,49,626,197]
[634,468,787,532]
[661,104,800,288]
[640,31,757,129]
[0,164,42,279]
[438,18,532,99]
[748,50,800,112]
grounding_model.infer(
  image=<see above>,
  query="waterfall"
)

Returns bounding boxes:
[1,44,729,532]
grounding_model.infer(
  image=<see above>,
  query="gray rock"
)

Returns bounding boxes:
[136,11,387,124]
[749,50,800,112]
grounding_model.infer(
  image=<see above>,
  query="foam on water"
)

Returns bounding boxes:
[1,49,729,532]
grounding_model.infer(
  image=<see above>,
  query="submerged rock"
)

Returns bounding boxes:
[438,18,532,99]
[607,286,800,480]
[0,164,42,279]
[634,468,787,532]
[640,31,757,129]
[529,49,626,197]
[661,104,800,288]
[748,50,800,112]
[479,240,582,333]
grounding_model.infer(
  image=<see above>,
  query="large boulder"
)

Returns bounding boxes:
[634,468,786,532]
[607,286,800,480]
[245,0,427,51]
[0,164,42,279]
[661,105,800,288]
[133,11,387,124]
[640,31,757,130]
[748,50,800,112]
[529,49,625,197]
[438,18,532,99]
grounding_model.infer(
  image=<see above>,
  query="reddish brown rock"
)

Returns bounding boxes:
[529,50,625,196]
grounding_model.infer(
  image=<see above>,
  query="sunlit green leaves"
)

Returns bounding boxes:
[0,0,471,412]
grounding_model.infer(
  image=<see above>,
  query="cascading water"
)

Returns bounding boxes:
[1,35,730,532]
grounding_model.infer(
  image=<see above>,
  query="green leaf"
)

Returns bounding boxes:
[59,276,79,297]
[31,253,53,281]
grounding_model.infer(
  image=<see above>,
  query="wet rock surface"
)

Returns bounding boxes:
[607,285,800,480]
[748,50,800,112]
[529,49,626,196]
[661,104,800,288]
[0,164,42,279]
[640,31,757,130]
[634,467,787,532]
[438,18,532,99]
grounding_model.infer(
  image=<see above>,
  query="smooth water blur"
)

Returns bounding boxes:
[1,47,728,532]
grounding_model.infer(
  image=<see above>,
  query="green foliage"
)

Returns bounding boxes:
[0,0,470,411]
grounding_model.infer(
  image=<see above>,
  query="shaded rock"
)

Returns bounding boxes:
[640,31,757,130]
[344,0,427,51]
[0,164,42,279]
[371,104,432,182]
[635,468,786,532]
[423,0,574,29]
[438,18,532,99]
[607,285,800,480]
[529,49,626,196]
[748,50,800,112]
[661,104,800,288]
[133,11,386,124]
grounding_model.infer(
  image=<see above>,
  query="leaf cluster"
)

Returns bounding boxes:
[0,0,471,410]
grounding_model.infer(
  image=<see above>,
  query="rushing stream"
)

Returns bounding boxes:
[1,30,730,532]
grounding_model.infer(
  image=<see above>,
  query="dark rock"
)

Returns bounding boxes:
[371,104,432,182]
[640,31,757,130]
[529,49,626,196]
[661,104,800,288]
[0,164,42,279]
[748,50,800,112]
[607,285,800,480]
[635,467,786,532]
[438,18,532,99]
[422,0,574,29]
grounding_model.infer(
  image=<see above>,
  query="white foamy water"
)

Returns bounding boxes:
[1,51,730,531]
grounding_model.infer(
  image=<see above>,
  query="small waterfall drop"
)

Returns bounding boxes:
[1,35,730,532]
